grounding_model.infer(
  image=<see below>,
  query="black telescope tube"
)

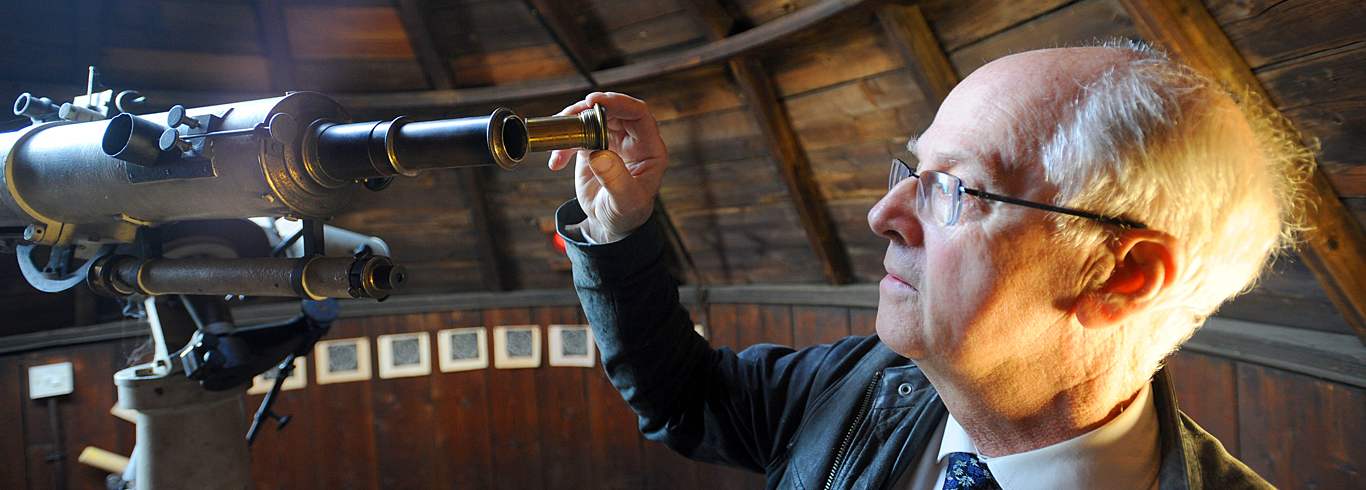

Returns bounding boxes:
[307,108,527,185]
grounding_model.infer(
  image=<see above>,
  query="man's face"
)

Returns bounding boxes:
[868,50,1107,378]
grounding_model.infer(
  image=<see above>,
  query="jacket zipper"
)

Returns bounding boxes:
[823,370,881,490]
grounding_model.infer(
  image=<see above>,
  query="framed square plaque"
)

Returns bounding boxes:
[377,332,432,379]
[314,337,372,384]
[437,327,488,372]
[493,325,541,369]
[548,325,595,368]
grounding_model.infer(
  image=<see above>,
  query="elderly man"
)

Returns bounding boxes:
[550,43,1301,489]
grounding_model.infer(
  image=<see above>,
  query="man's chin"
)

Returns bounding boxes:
[874,308,928,359]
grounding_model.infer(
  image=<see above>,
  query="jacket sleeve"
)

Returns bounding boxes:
[557,199,869,474]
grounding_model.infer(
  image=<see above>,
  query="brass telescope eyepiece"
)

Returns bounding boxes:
[525,104,608,154]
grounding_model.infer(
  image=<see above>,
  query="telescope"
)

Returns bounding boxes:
[4,69,608,489]
[4,85,606,300]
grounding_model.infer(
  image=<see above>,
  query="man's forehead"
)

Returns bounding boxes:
[905,134,1000,179]
[908,48,1132,182]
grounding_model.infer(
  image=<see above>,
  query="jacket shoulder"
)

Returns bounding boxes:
[1177,411,1276,490]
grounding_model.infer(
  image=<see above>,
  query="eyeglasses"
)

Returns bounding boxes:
[889,158,1147,229]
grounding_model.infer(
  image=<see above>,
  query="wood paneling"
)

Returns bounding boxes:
[100,47,271,92]
[584,346,645,490]
[605,11,708,62]
[950,0,1141,77]
[21,344,123,490]
[255,0,294,91]
[792,305,850,348]
[732,57,853,284]
[525,0,609,74]
[876,4,957,110]
[451,44,581,86]
[106,0,263,56]
[532,306,595,489]
[1217,251,1353,335]
[429,310,496,489]
[0,356,29,489]
[694,303,753,488]
[1256,41,1366,112]
[395,0,454,90]
[1237,362,1366,488]
[369,314,439,490]
[483,307,544,490]
[850,307,877,336]
[308,318,381,490]
[1202,0,1366,70]
[766,16,901,98]
[920,0,1074,52]
[4,301,1366,487]
[292,58,428,92]
[285,7,414,60]
[247,366,318,490]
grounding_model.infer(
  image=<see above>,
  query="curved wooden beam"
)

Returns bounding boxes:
[593,0,874,86]
[332,0,877,111]
[333,75,595,112]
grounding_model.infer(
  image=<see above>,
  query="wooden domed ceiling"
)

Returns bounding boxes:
[0,0,1363,340]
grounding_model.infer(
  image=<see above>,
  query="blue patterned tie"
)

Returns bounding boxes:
[942,452,1001,490]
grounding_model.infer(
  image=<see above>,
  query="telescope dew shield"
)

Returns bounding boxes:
[102,113,165,167]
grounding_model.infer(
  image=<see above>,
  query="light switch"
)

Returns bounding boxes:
[29,362,74,399]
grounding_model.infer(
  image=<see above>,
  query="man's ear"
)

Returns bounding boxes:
[1074,229,1183,329]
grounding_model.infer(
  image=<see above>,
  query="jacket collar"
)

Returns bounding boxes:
[1152,367,1195,490]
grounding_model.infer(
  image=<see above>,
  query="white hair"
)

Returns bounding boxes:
[1037,40,1313,376]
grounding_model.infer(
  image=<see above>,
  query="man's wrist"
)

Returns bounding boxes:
[582,221,632,244]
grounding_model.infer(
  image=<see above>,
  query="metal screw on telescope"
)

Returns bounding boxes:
[160,129,194,156]
[167,105,200,129]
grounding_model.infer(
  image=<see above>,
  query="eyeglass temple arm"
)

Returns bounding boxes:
[963,188,1148,229]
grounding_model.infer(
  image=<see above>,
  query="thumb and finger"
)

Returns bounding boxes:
[578,150,655,236]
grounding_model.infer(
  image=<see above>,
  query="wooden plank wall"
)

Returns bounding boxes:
[2,302,1360,489]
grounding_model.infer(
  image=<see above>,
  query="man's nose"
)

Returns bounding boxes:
[868,183,924,245]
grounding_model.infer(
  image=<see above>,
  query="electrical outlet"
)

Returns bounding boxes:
[29,362,74,399]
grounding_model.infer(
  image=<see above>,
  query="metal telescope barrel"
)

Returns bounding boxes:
[304,104,607,187]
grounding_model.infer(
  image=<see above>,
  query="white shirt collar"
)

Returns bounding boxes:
[936,382,1161,490]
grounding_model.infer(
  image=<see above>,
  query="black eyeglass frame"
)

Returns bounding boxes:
[890,158,1148,229]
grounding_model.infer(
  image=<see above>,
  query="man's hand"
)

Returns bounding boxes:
[548,92,668,243]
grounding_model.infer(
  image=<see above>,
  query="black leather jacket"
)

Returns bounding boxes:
[558,201,1273,490]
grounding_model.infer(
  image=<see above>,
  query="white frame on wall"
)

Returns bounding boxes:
[493,325,541,369]
[547,324,595,368]
[314,337,372,384]
[377,332,432,379]
[437,327,489,372]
